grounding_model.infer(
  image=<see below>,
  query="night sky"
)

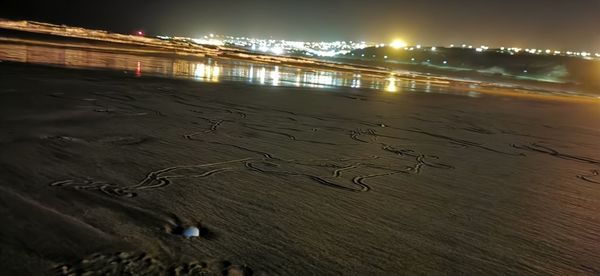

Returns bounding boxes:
[2,0,599,50]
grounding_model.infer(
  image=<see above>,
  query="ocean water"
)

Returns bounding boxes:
[0,41,490,97]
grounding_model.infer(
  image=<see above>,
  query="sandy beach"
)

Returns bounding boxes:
[1,60,600,275]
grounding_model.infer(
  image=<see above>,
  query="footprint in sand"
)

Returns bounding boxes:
[56,252,253,275]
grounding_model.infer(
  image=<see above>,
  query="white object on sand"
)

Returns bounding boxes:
[182,226,200,238]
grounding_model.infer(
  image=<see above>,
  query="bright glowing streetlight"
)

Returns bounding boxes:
[390,39,408,49]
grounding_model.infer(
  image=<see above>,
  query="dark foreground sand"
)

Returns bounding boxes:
[1,62,600,275]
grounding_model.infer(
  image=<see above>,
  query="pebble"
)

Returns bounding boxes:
[182,226,200,238]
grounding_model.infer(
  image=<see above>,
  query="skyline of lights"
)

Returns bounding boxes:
[217,34,370,57]
[157,33,600,61]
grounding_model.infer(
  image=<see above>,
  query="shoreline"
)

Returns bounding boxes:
[2,19,599,103]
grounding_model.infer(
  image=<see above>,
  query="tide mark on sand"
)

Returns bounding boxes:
[352,170,406,189]
[133,159,250,191]
[50,179,136,198]
[49,158,251,197]
[577,170,600,184]
[332,164,361,177]
[399,128,524,156]
[184,119,225,139]
[350,129,377,143]
[512,143,600,164]
[382,144,455,172]
[245,161,370,192]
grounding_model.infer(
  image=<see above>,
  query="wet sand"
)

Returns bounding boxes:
[1,62,600,275]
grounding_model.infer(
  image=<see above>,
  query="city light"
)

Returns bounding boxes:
[170,33,600,62]
[271,47,284,55]
[191,38,224,46]
[390,39,408,49]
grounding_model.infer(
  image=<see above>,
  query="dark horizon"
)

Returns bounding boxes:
[2,0,599,51]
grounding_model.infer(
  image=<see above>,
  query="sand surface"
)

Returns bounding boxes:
[1,62,600,275]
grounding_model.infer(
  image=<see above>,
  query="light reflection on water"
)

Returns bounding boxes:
[0,42,451,94]
[386,77,398,92]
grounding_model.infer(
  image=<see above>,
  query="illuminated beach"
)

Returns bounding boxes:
[1,16,600,275]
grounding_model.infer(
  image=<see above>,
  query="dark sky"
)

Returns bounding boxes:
[2,0,599,50]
